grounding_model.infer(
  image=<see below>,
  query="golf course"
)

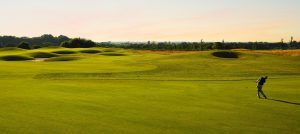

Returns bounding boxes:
[0,47,299,133]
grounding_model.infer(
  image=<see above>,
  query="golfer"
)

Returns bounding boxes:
[257,76,268,99]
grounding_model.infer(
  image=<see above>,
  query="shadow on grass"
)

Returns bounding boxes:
[267,98,300,106]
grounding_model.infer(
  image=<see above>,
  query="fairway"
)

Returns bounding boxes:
[0,48,300,134]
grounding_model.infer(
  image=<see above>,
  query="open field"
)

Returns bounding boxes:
[0,48,300,134]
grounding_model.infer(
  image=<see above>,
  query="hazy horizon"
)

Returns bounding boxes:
[0,0,299,42]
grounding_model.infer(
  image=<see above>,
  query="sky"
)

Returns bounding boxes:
[0,0,299,42]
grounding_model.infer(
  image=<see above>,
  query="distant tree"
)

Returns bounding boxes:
[0,34,71,47]
[288,36,295,49]
[151,41,157,50]
[40,34,55,42]
[57,35,70,43]
[42,42,56,47]
[61,38,97,48]
[60,41,70,48]
[251,42,258,50]
[17,42,31,49]
[212,42,223,49]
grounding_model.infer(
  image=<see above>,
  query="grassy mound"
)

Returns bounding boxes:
[212,51,240,58]
[103,49,117,52]
[79,49,102,54]
[45,56,79,62]
[52,50,77,54]
[0,47,24,52]
[29,52,59,58]
[1,55,33,61]
[101,53,127,56]
[45,46,61,49]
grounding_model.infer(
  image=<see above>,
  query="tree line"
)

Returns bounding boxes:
[0,34,70,48]
[0,35,98,49]
[1,34,299,50]
[101,40,300,51]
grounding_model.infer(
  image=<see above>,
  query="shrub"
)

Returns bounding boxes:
[52,50,77,54]
[1,55,33,61]
[17,42,31,50]
[79,49,102,54]
[29,52,59,58]
[32,45,42,49]
[61,38,97,48]
[212,51,240,58]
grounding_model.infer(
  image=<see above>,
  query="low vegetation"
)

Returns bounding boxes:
[32,45,42,49]
[252,50,300,57]
[0,55,33,61]
[212,51,240,58]
[29,52,59,58]
[17,42,31,50]
[79,49,102,54]
[45,56,79,61]
[101,53,127,56]
[52,50,77,54]
[0,47,24,51]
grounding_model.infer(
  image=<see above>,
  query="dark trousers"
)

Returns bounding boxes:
[257,85,267,99]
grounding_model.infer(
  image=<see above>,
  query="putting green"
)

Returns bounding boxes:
[0,48,299,134]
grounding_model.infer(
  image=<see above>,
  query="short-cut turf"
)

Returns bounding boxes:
[0,55,33,61]
[29,52,59,58]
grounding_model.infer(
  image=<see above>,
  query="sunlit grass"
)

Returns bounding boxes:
[0,48,299,134]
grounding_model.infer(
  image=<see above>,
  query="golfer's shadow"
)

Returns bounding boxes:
[267,98,300,106]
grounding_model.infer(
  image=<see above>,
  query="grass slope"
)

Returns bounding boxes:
[45,56,80,62]
[1,55,33,61]
[0,48,299,134]
[29,52,59,58]
[79,49,102,54]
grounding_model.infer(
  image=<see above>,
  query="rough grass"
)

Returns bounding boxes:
[0,55,33,61]
[79,49,102,54]
[52,50,77,54]
[212,51,240,58]
[254,50,300,57]
[44,56,79,62]
[29,52,59,58]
